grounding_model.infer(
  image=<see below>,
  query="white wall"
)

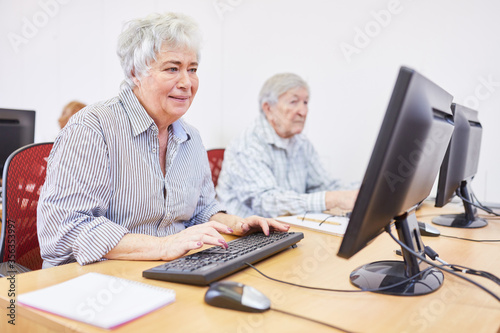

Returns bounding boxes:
[1,0,500,202]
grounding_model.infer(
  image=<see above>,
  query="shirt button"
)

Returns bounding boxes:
[152,148,156,153]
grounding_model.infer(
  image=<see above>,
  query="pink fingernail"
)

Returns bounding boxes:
[227,228,233,233]
[218,239,228,248]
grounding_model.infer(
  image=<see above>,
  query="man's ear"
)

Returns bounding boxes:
[262,102,273,120]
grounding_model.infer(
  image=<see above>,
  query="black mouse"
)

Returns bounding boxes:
[204,281,270,313]
[418,221,441,237]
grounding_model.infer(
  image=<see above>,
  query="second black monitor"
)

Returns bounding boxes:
[432,103,487,228]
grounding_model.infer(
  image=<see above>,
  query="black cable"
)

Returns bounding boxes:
[456,190,500,217]
[396,247,500,285]
[414,212,500,242]
[385,226,500,302]
[244,262,433,294]
[471,191,500,217]
[447,264,500,286]
[270,308,355,333]
[440,234,500,243]
[423,246,500,286]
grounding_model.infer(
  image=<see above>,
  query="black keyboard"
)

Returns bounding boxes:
[143,232,304,285]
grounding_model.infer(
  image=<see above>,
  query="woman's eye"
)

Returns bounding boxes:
[165,67,178,72]
[189,68,198,73]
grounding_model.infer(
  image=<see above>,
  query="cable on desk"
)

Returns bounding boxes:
[439,234,500,242]
[447,264,500,286]
[422,246,500,286]
[244,262,434,294]
[471,191,500,217]
[456,190,500,217]
[385,225,500,302]
[416,215,500,241]
[270,307,356,333]
[395,248,500,285]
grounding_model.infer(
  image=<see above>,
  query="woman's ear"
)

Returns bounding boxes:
[131,69,141,87]
[132,77,140,87]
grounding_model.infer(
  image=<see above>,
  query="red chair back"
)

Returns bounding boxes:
[0,142,53,271]
[207,149,225,188]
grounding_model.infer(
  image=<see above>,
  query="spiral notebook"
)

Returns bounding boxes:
[17,272,176,329]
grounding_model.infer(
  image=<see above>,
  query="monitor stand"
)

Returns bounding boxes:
[432,182,488,228]
[349,212,443,296]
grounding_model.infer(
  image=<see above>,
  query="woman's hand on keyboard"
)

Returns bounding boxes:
[237,215,290,236]
[210,213,290,237]
[160,221,233,260]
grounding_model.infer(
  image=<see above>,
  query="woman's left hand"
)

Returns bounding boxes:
[210,213,290,236]
[235,215,290,236]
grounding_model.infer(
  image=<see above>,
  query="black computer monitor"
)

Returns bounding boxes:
[432,103,487,228]
[0,108,36,176]
[337,67,454,296]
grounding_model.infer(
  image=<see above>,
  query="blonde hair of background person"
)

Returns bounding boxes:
[58,100,86,128]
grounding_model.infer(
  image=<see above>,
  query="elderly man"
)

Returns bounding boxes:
[37,12,288,268]
[216,73,357,218]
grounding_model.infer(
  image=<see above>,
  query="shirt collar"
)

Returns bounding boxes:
[119,85,154,137]
[170,119,190,143]
[119,84,190,142]
[257,113,304,153]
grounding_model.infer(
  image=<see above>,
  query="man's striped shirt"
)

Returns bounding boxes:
[216,114,341,218]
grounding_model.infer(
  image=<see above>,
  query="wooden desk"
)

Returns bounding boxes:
[0,203,499,333]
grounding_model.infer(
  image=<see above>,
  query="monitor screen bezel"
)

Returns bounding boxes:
[0,108,36,176]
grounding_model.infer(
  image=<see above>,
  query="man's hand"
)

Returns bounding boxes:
[325,190,358,211]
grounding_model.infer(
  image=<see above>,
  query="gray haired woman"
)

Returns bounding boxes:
[38,12,288,268]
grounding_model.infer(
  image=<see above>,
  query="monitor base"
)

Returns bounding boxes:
[432,214,487,228]
[350,260,443,296]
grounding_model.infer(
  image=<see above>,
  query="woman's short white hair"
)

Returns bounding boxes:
[258,73,309,113]
[117,12,202,89]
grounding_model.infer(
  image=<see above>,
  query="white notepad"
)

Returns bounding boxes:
[18,272,175,329]
[276,213,349,237]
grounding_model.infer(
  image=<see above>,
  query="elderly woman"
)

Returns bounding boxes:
[216,73,357,218]
[37,12,288,268]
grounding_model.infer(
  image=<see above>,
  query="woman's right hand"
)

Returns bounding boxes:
[159,221,234,261]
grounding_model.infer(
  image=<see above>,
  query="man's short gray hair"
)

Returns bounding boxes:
[258,73,309,113]
[117,12,202,89]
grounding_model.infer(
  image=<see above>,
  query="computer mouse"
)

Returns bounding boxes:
[418,221,441,237]
[204,281,271,313]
